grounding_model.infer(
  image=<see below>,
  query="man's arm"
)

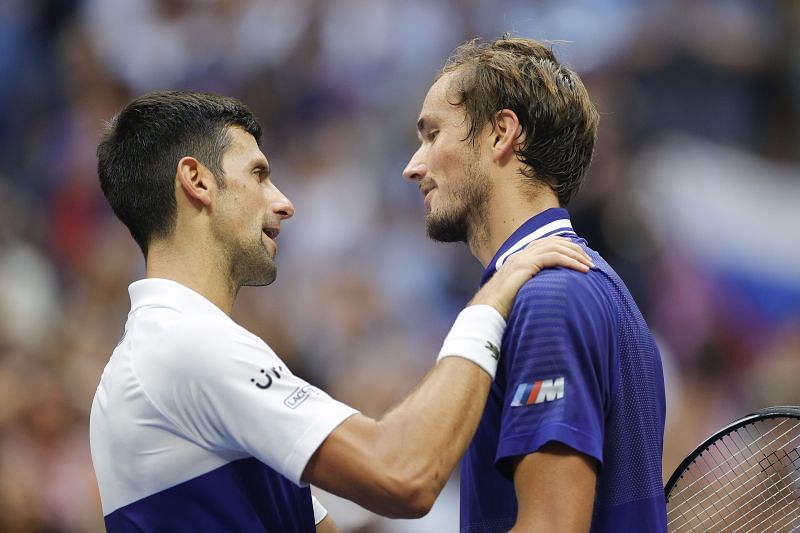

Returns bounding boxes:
[315,515,339,533]
[510,442,597,532]
[313,494,339,533]
[304,357,493,517]
[302,237,593,518]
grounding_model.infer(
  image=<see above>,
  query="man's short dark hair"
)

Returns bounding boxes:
[439,36,599,205]
[97,91,262,256]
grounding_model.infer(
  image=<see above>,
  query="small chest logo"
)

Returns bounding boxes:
[510,377,565,406]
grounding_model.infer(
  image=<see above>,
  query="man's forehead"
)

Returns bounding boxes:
[423,74,454,108]
[227,126,256,146]
[417,73,463,130]
[226,127,261,153]
[224,127,269,165]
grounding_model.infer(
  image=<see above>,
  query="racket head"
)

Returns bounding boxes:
[665,406,800,532]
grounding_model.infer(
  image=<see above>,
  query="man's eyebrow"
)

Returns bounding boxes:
[416,117,426,133]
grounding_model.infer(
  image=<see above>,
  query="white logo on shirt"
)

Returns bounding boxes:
[510,377,565,406]
[284,385,318,409]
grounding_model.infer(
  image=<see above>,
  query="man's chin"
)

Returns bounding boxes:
[240,268,277,287]
[425,216,468,243]
[235,252,278,287]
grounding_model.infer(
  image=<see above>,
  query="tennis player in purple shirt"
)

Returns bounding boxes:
[403,36,667,532]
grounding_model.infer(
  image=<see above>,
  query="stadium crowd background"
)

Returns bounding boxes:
[0,0,799,531]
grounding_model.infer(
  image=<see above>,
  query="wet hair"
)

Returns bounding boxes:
[439,36,599,205]
[97,91,261,255]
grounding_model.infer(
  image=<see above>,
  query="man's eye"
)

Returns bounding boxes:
[427,130,439,141]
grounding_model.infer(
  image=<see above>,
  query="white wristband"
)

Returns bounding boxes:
[437,305,506,378]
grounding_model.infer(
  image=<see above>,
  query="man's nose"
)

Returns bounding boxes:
[270,185,294,220]
[402,149,427,182]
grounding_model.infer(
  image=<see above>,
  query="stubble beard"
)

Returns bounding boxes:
[214,213,278,289]
[425,157,492,245]
[234,240,277,287]
[211,177,278,289]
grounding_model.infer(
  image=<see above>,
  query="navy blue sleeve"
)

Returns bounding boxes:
[495,266,617,472]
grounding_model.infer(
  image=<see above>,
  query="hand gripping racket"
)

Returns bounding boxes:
[665,406,800,532]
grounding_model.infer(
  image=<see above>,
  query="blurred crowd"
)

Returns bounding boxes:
[1,0,799,531]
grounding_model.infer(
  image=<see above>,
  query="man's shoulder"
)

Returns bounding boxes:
[506,264,621,337]
[127,308,273,375]
[516,264,610,306]
[133,305,262,346]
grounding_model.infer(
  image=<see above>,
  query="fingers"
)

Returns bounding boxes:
[468,237,593,319]
[508,236,594,272]
[536,250,592,273]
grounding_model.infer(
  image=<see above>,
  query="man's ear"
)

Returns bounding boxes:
[176,157,213,206]
[490,109,522,163]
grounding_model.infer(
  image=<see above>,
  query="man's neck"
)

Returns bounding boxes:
[467,185,561,268]
[145,240,237,315]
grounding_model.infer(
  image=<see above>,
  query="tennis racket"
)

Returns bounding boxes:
[665,406,800,532]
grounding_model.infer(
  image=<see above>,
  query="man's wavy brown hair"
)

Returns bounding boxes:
[439,36,599,205]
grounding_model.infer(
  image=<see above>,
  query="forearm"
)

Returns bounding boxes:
[375,356,492,503]
[315,515,339,533]
[304,357,491,517]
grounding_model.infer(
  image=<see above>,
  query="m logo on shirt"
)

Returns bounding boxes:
[510,377,564,406]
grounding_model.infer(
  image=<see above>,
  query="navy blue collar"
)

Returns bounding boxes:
[480,208,576,286]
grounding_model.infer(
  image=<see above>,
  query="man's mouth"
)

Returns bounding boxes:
[420,182,436,208]
[262,227,280,240]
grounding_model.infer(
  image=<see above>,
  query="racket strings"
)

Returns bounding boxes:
[668,419,799,523]
[669,463,799,532]
[719,426,800,532]
[723,465,800,532]
[667,417,800,532]
[668,419,798,509]
[733,424,800,531]
[669,418,799,507]
[760,500,800,532]
[668,445,800,531]
[670,455,798,532]
[668,426,800,531]
[734,476,800,533]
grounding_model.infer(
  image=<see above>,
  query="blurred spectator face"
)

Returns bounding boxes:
[211,127,294,287]
[402,71,492,243]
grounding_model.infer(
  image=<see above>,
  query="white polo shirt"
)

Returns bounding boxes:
[90,278,358,532]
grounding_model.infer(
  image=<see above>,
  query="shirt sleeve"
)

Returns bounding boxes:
[495,268,617,475]
[134,317,359,487]
[311,495,328,525]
